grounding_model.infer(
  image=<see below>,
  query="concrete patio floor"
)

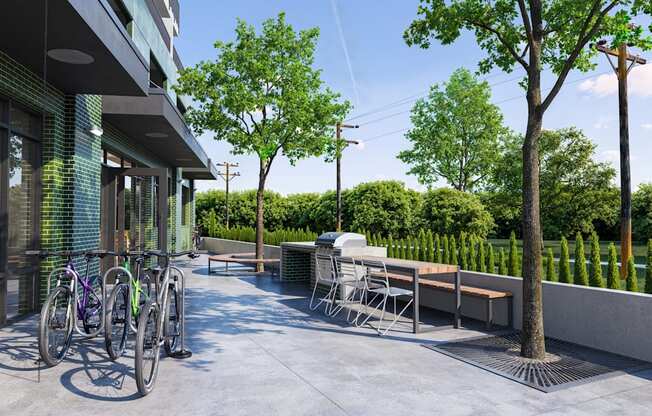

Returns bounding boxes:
[2,254,652,415]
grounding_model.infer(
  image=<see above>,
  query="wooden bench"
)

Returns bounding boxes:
[208,253,280,276]
[377,272,513,330]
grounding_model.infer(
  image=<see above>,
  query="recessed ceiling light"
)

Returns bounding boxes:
[89,126,104,137]
[47,49,94,65]
[145,132,169,138]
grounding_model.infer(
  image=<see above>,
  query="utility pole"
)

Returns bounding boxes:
[217,162,240,229]
[595,38,646,279]
[335,122,360,232]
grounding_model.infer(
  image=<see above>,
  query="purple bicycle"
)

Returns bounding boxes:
[26,250,111,367]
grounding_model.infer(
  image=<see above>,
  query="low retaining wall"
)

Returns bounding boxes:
[201,237,281,262]
[434,271,652,363]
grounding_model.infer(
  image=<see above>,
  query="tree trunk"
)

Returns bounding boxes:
[521,43,546,360]
[255,160,267,273]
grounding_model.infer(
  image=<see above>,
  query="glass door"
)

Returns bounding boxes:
[0,100,41,325]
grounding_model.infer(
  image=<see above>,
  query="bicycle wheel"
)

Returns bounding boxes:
[38,286,74,367]
[135,300,161,396]
[104,283,129,360]
[163,285,180,356]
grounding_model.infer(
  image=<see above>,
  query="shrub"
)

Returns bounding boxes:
[486,242,495,274]
[626,256,638,292]
[589,232,604,288]
[498,248,508,275]
[421,188,495,238]
[559,237,572,283]
[469,236,477,271]
[574,232,589,286]
[450,235,458,265]
[607,242,620,290]
[546,248,557,282]
[478,241,487,273]
[508,231,519,277]
[459,233,468,270]
[434,233,442,263]
[646,240,652,294]
[426,230,434,262]
[442,235,450,264]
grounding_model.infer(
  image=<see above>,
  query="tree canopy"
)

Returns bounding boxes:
[398,68,505,192]
[421,188,495,238]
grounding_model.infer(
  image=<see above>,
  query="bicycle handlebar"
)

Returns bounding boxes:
[145,250,199,259]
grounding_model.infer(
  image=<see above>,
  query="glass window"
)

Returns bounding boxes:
[10,106,40,139]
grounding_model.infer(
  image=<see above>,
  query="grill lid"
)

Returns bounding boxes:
[315,232,367,248]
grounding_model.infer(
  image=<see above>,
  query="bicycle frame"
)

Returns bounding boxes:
[46,257,108,338]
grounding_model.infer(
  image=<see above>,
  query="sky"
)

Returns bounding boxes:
[176,0,652,195]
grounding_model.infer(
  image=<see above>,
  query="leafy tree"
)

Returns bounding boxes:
[589,233,605,288]
[442,234,450,264]
[559,237,572,284]
[405,0,652,359]
[398,68,505,192]
[498,248,508,276]
[486,129,619,239]
[546,248,557,282]
[435,233,442,263]
[487,242,496,274]
[508,231,519,277]
[450,235,458,266]
[633,184,652,242]
[421,188,495,238]
[478,241,487,273]
[346,181,422,237]
[574,233,589,286]
[626,256,639,292]
[646,240,652,294]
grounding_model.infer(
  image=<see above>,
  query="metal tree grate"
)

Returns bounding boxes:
[424,332,652,392]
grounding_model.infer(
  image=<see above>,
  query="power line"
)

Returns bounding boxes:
[360,70,613,145]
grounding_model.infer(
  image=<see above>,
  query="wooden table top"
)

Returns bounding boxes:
[345,256,459,275]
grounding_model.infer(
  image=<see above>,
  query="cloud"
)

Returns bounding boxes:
[642,123,652,130]
[592,115,613,129]
[578,64,652,98]
[598,150,620,163]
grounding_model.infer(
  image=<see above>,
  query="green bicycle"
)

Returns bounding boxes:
[104,251,153,360]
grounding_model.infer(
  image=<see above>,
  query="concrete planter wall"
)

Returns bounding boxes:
[201,237,281,259]
[437,270,652,363]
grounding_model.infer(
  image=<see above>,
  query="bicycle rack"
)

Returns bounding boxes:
[168,265,192,359]
[102,266,137,333]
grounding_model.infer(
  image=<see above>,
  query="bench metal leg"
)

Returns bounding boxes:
[208,259,212,275]
[508,298,514,329]
[486,299,494,330]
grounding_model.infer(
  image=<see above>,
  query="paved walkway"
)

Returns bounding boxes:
[2,255,652,415]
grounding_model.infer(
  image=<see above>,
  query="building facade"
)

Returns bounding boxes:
[0,0,216,326]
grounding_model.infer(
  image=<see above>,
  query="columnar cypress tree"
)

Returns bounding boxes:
[365,230,372,244]
[414,236,422,261]
[545,248,557,282]
[508,231,519,277]
[459,233,468,270]
[407,237,414,260]
[589,232,604,288]
[626,256,639,292]
[607,242,620,290]
[442,234,450,264]
[450,235,458,266]
[434,233,442,263]
[387,235,395,258]
[646,240,652,294]
[426,231,434,262]
[478,241,487,273]
[559,237,572,284]
[486,242,495,274]
[574,232,589,286]
[419,230,427,261]
[399,238,407,259]
[498,248,508,276]
[469,237,477,271]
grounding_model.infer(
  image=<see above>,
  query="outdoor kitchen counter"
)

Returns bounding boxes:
[342,257,462,334]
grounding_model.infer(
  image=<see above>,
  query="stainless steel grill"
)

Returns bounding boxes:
[315,232,367,248]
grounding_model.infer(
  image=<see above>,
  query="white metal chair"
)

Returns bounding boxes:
[309,254,337,313]
[358,259,414,336]
[328,256,366,323]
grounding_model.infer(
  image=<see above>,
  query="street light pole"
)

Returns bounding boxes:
[595,39,646,279]
[335,122,359,232]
